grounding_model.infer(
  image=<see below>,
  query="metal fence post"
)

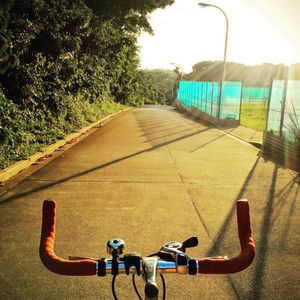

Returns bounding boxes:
[279,79,288,138]
[265,79,274,133]
[200,82,203,111]
[217,81,223,119]
[210,83,213,116]
[238,81,244,122]
[197,82,200,109]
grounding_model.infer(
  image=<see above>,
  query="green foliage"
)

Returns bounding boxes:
[0,0,17,74]
[134,70,166,105]
[0,91,124,169]
[284,102,300,144]
[83,0,174,33]
[0,0,173,169]
[135,69,179,104]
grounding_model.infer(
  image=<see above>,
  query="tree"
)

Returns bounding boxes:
[134,70,168,104]
[83,0,174,33]
[0,0,17,74]
[0,0,177,168]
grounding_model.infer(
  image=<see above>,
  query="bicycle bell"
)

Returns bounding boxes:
[107,238,125,255]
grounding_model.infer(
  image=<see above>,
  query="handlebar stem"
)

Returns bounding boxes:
[143,257,159,299]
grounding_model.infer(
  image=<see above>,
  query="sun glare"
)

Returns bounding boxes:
[138,0,298,72]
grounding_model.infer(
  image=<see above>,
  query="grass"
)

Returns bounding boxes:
[0,98,126,170]
[240,101,268,131]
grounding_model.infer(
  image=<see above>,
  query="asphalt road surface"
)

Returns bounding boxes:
[0,105,299,299]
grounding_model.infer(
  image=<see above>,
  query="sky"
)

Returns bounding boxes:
[138,0,300,72]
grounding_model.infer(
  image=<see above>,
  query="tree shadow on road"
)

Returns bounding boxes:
[0,127,211,206]
[205,155,261,257]
[249,169,299,300]
[250,164,278,300]
[204,156,300,299]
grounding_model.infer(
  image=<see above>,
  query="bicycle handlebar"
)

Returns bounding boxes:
[39,199,255,276]
[198,199,255,274]
[39,200,97,276]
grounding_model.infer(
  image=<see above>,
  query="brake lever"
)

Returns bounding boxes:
[158,241,191,274]
[180,236,198,253]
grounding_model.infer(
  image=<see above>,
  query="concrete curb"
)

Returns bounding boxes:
[174,100,262,149]
[215,126,262,149]
[0,107,132,183]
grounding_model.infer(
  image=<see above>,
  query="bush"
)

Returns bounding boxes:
[0,0,174,170]
[0,91,124,169]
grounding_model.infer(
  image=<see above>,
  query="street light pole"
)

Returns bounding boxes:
[171,80,174,100]
[171,62,183,81]
[198,3,229,82]
[170,62,183,102]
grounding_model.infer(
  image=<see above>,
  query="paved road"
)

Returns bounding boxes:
[0,105,299,299]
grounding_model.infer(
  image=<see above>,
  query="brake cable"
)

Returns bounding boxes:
[132,274,143,300]
[112,275,118,300]
[160,274,166,300]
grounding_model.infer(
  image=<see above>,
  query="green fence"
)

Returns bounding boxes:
[267,80,300,142]
[178,81,242,120]
[219,81,242,120]
[178,79,299,139]
[242,87,270,102]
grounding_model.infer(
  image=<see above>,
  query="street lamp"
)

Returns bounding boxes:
[170,62,183,81]
[198,2,229,82]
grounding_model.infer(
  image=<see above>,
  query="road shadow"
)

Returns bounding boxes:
[249,164,279,299]
[0,126,211,206]
[206,155,261,256]
[189,132,228,153]
[143,126,207,143]
[203,155,300,299]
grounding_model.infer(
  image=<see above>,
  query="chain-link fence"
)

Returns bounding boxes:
[267,80,300,142]
[177,81,242,120]
[264,79,300,171]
